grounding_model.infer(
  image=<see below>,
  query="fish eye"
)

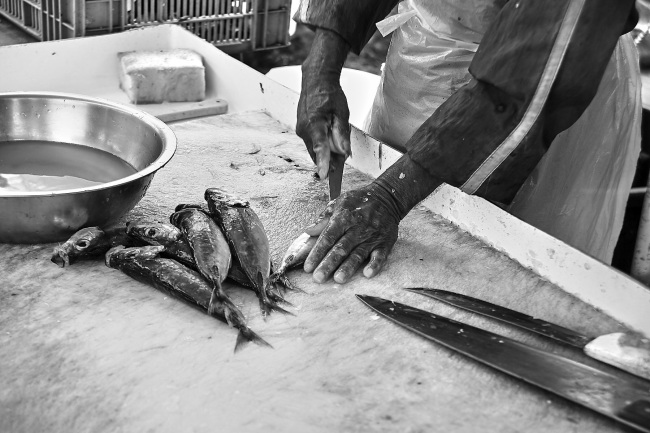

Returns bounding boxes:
[75,239,90,250]
[145,228,157,237]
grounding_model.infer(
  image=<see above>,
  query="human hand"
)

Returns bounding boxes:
[303,183,400,284]
[296,29,351,181]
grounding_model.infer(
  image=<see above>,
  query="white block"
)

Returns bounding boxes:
[118,49,206,104]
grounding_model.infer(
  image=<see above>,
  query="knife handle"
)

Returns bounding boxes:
[616,399,650,431]
[584,333,650,381]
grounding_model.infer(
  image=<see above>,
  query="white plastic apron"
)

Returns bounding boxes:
[366,0,642,264]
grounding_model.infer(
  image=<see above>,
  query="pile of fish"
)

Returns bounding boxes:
[51,187,319,351]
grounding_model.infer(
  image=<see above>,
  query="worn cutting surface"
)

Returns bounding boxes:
[0,111,638,433]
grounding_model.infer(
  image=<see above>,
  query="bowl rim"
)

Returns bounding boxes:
[0,91,177,197]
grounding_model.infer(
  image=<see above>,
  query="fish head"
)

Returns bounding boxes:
[51,226,107,267]
[105,244,165,267]
[126,221,181,245]
[174,203,207,212]
[169,208,193,228]
[205,188,249,208]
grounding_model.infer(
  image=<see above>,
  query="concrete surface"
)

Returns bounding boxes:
[0,110,638,433]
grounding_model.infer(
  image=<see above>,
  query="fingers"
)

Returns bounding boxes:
[312,232,360,283]
[300,114,350,182]
[333,244,372,284]
[304,218,329,237]
[363,248,389,278]
[314,240,389,284]
[309,122,331,180]
[299,118,331,179]
[304,200,336,236]
[303,211,349,274]
[331,116,351,157]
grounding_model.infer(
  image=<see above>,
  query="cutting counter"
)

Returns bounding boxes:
[0,110,644,433]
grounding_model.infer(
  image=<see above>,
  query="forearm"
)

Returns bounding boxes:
[405,0,637,205]
[301,28,350,86]
[373,154,443,220]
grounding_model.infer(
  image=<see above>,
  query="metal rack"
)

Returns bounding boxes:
[0,0,290,51]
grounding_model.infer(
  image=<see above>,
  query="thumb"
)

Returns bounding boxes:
[306,121,332,180]
[304,218,329,236]
[331,116,351,157]
[304,200,336,236]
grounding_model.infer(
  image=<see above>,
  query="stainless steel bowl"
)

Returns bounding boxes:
[0,92,176,244]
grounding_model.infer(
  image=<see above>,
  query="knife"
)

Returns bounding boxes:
[405,288,650,381]
[328,152,345,200]
[356,294,650,433]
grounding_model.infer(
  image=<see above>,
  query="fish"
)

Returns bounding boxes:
[169,207,241,325]
[270,232,317,290]
[105,245,271,351]
[230,255,294,304]
[125,221,196,269]
[51,225,143,267]
[204,188,289,316]
[128,219,291,303]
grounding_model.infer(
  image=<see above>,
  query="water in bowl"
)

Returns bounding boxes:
[0,140,137,194]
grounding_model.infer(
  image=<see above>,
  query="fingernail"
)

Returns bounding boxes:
[313,271,325,283]
[318,165,329,180]
[363,267,374,278]
[304,261,315,273]
[334,271,347,284]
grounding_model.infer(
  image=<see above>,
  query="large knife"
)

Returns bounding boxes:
[328,153,345,200]
[356,294,650,432]
[405,288,650,381]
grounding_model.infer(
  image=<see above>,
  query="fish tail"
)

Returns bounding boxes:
[217,296,247,329]
[253,272,292,316]
[267,288,294,307]
[268,302,294,316]
[206,266,228,313]
[207,279,224,316]
[234,327,273,352]
[259,297,295,317]
[208,278,246,329]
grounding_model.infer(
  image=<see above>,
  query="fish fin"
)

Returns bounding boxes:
[266,301,295,316]
[210,286,247,331]
[255,271,271,316]
[51,250,69,268]
[234,328,273,352]
[258,298,273,318]
[278,274,305,293]
[268,280,285,298]
[268,289,293,307]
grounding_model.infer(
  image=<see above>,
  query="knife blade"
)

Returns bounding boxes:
[328,152,344,200]
[356,294,650,432]
[405,288,650,381]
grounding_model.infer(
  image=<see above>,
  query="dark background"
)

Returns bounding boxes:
[239,24,391,76]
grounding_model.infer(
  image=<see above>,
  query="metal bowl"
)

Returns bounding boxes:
[0,92,176,244]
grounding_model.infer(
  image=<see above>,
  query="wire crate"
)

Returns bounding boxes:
[0,0,290,52]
